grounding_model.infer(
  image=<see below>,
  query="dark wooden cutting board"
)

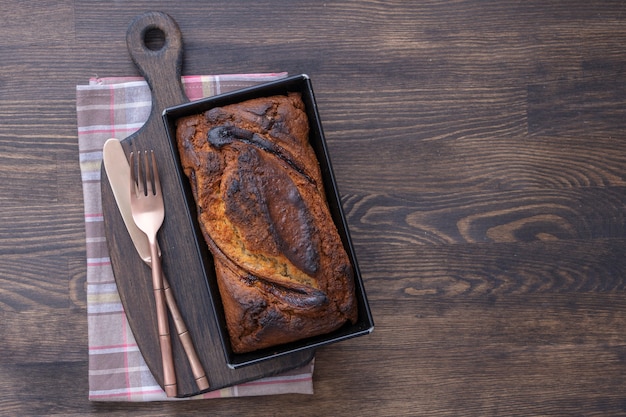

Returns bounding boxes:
[100,11,313,397]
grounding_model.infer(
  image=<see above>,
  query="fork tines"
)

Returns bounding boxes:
[130,150,161,197]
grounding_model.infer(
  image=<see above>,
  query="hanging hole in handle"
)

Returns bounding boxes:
[143,26,166,51]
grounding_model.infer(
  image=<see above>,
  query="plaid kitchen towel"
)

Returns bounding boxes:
[76,73,315,402]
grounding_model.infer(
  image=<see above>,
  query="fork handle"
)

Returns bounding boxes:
[162,272,210,390]
[149,239,177,397]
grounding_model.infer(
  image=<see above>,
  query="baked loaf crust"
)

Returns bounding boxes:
[176,92,358,353]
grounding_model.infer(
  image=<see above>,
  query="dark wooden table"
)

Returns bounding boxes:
[2,1,626,415]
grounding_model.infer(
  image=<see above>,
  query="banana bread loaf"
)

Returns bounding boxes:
[175,92,358,353]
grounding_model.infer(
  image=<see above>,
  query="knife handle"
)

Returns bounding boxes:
[162,272,210,391]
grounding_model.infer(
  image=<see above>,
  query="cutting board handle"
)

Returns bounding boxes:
[126,11,188,112]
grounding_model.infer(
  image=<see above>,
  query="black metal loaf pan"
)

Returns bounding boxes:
[162,74,374,368]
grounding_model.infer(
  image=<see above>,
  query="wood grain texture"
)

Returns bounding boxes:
[2,0,626,415]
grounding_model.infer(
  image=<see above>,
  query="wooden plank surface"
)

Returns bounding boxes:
[1,0,626,415]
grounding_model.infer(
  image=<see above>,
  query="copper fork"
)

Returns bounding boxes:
[129,150,177,397]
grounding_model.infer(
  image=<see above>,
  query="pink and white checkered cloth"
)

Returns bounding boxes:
[76,73,315,401]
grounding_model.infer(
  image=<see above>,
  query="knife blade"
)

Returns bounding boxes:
[102,138,209,391]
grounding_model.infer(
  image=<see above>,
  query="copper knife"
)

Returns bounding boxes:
[102,138,209,392]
